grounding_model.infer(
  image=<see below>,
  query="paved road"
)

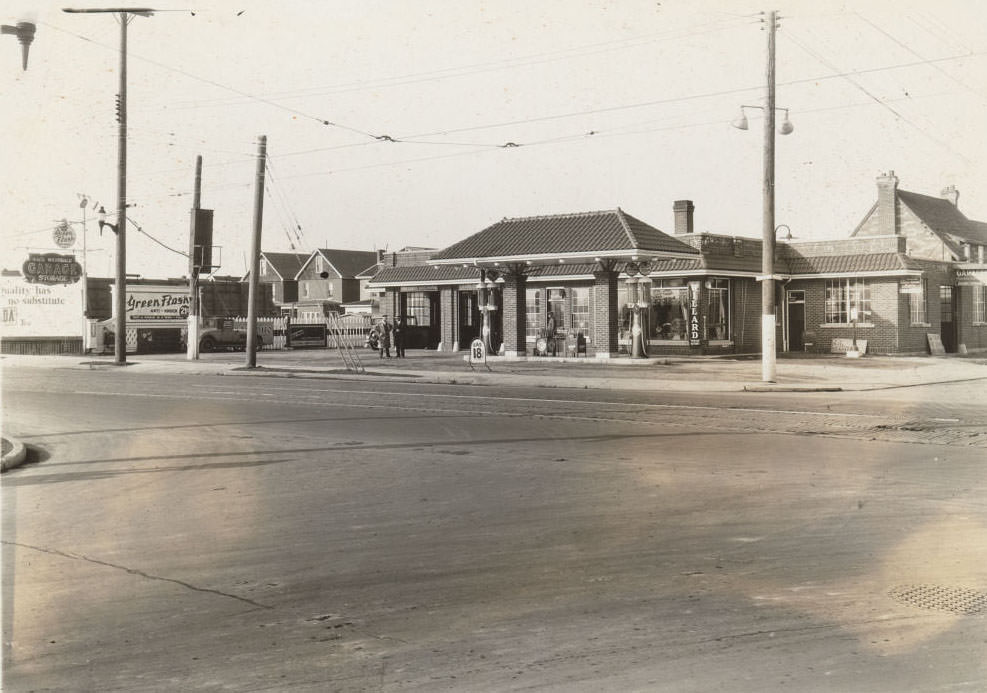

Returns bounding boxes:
[3,366,986,691]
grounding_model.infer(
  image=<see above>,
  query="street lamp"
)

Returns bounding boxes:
[1,20,35,70]
[731,10,793,383]
[63,7,155,365]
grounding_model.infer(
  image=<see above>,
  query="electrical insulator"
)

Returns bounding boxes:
[115,94,122,123]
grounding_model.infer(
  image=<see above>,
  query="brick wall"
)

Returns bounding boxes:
[439,287,457,351]
[501,273,527,356]
[592,271,618,355]
[731,278,762,353]
[957,283,987,351]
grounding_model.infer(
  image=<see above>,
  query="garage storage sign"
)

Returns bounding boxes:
[22,253,82,285]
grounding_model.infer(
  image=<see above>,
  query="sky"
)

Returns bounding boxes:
[3,0,987,279]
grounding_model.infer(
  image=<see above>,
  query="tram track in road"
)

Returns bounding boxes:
[7,368,986,447]
[52,378,987,448]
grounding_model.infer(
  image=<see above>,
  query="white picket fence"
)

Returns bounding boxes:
[229,314,373,350]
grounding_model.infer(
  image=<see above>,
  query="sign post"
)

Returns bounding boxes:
[468,337,490,371]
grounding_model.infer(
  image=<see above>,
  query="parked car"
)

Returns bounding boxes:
[198,317,261,352]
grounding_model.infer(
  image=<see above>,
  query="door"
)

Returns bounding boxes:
[786,290,805,351]
[458,291,481,346]
[940,285,956,353]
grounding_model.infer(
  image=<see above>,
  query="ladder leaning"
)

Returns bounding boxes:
[327,313,366,373]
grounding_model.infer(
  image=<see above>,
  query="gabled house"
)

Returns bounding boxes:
[246,252,308,305]
[293,248,379,320]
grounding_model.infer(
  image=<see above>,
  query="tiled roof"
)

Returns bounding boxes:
[646,257,706,273]
[260,252,308,279]
[785,253,916,275]
[899,190,987,245]
[429,209,698,262]
[318,249,381,278]
[355,262,383,279]
[371,265,481,285]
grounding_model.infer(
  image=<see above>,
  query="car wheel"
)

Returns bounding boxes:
[200,336,216,352]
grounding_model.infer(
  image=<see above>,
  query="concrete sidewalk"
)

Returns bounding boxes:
[4,349,986,393]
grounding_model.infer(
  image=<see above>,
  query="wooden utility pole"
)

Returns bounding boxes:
[187,155,202,360]
[113,11,128,365]
[245,135,266,367]
[761,9,778,383]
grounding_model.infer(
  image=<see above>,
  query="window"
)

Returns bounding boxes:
[404,292,431,326]
[316,255,324,274]
[909,279,928,325]
[974,285,987,324]
[940,286,954,323]
[260,258,268,276]
[705,278,730,340]
[646,279,688,340]
[825,279,871,324]
[571,287,590,334]
[525,288,541,338]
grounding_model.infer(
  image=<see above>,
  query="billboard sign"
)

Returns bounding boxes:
[117,284,191,323]
[1,276,84,338]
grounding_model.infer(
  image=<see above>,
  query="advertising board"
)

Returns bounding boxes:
[289,324,327,348]
[1,276,83,338]
[116,284,191,324]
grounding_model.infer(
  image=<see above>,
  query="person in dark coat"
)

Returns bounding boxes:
[379,317,392,358]
[394,317,406,357]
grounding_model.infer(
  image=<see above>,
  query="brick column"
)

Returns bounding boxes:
[592,269,618,357]
[439,287,457,351]
[501,271,527,357]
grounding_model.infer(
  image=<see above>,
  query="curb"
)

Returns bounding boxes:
[1,437,27,473]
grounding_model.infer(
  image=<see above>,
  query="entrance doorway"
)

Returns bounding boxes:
[458,291,481,347]
[940,285,956,353]
[786,290,805,352]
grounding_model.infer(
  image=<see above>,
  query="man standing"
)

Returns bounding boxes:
[379,317,392,358]
[394,316,406,358]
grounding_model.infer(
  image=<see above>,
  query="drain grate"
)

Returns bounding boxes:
[889,584,987,616]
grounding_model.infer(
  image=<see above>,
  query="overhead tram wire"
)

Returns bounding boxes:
[264,161,308,250]
[854,11,987,106]
[784,29,974,165]
[265,158,307,247]
[41,19,380,141]
[43,16,983,155]
[156,15,755,112]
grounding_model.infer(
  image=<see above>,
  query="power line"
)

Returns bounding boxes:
[149,16,754,112]
[784,29,973,165]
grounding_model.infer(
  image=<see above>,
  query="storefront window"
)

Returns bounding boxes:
[825,279,871,324]
[705,278,730,341]
[647,280,688,340]
[571,287,590,334]
[525,288,541,338]
[404,291,430,326]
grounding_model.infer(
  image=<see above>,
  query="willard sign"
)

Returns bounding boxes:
[22,253,82,285]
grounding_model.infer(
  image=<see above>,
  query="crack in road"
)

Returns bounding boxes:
[2,540,273,609]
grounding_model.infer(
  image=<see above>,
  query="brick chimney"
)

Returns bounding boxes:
[876,171,899,235]
[941,185,959,207]
[673,200,694,235]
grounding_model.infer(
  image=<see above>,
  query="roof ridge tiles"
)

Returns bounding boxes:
[500,209,621,223]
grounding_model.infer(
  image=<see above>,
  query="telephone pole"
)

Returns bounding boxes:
[761,9,779,383]
[187,155,202,360]
[245,135,266,368]
[64,7,155,365]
